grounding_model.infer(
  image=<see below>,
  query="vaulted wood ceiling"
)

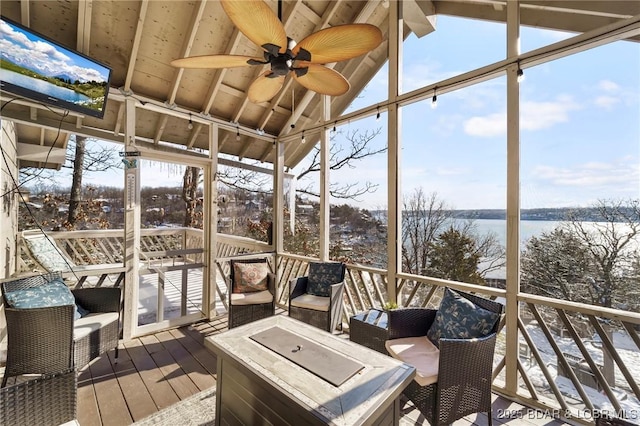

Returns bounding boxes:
[2,0,638,170]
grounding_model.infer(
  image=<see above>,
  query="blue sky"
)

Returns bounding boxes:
[48,15,640,212]
[319,16,640,210]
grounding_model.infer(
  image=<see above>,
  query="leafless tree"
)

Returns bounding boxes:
[562,199,640,308]
[66,136,120,227]
[182,166,202,227]
[401,188,505,280]
[521,199,640,309]
[296,128,386,200]
[215,128,386,201]
[402,189,451,276]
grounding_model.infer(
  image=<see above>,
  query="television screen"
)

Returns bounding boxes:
[0,16,112,119]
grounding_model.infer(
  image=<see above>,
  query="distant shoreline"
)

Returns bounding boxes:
[371,207,636,223]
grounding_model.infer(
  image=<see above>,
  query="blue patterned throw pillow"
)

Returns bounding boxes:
[427,287,500,347]
[4,277,82,320]
[306,262,345,297]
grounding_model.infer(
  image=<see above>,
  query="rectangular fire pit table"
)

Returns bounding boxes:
[206,315,415,425]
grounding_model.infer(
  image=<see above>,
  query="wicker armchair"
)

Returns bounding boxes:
[288,262,346,333]
[228,258,276,328]
[385,288,504,426]
[1,272,121,382]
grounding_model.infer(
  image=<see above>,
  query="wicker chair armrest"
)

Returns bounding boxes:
[289,276,308,300]
[329,280,345,296]
[387,308,437,339]
[72,287,121,313]
[437,332,498,389]
[267,272,276,296]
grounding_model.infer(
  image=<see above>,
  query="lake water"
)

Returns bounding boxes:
[461,218,561,248]
[1,69,91,103]
[466,219,638,279]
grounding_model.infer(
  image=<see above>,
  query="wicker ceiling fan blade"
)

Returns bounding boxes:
[293,24,383,64]
[293,64,350,96]
[170,55,261,69]
[221,0,288,53]
[248,71,286,103]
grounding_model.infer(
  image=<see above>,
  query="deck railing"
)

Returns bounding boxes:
[275,253,640,425]
[13,230,640,424]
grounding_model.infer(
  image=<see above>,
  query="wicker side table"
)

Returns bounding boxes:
[349,309,389,354]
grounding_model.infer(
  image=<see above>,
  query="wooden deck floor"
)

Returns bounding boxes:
[76,313,571,426]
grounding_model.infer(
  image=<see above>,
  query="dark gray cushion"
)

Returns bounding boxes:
[306,262,344,297]
[427,287,500,347]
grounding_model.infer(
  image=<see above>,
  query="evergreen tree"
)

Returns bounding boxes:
[426,227,485,284]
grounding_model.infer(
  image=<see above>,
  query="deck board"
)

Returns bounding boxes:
[106,350,157,422]
[88,355,132,426]
[71,313,571,426]
[153,329,216,392]
[138,333,200,400]
[122,338,181,410]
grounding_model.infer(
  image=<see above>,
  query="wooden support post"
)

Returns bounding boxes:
[122,97,140,341]
[386,0,402,304]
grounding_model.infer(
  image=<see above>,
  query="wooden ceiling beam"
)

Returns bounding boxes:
[237,140,252,160]
[187,123,204,149]
[168,0,208,106]
[123,0,148,93]
[202,27,243,116]
[73,0,94,132]
[153,115,169,145]
[283,1,380,167]
[259,142,274,163]
[77,0,93,53]
[114,103,124,138]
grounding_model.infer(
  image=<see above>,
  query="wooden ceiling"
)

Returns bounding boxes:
[2,1,638,170]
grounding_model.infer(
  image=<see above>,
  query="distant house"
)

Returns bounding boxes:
[297,205,314,215]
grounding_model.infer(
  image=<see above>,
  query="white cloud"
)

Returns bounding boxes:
[598,80,620,92]
[594,95,619,110]
[1,19,106,83]
[464,113,505,137]
[463,96,580,137]
[531,158,639,188]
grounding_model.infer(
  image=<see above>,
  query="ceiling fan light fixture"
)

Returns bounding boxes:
[301,131,306,144]
[188,113,194,130]
[171,0,383,103]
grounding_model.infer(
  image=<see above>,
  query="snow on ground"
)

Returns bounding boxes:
[520,323,640,422]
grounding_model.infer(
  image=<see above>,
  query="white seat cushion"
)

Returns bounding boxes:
[385,336,440,387]
[290,293,330,312]
[230,290,273,306]
[74,312,119,341]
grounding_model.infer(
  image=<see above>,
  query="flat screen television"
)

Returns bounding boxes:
[0,16,112,119]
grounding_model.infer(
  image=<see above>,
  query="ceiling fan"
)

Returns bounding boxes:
[171,0,383,103]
